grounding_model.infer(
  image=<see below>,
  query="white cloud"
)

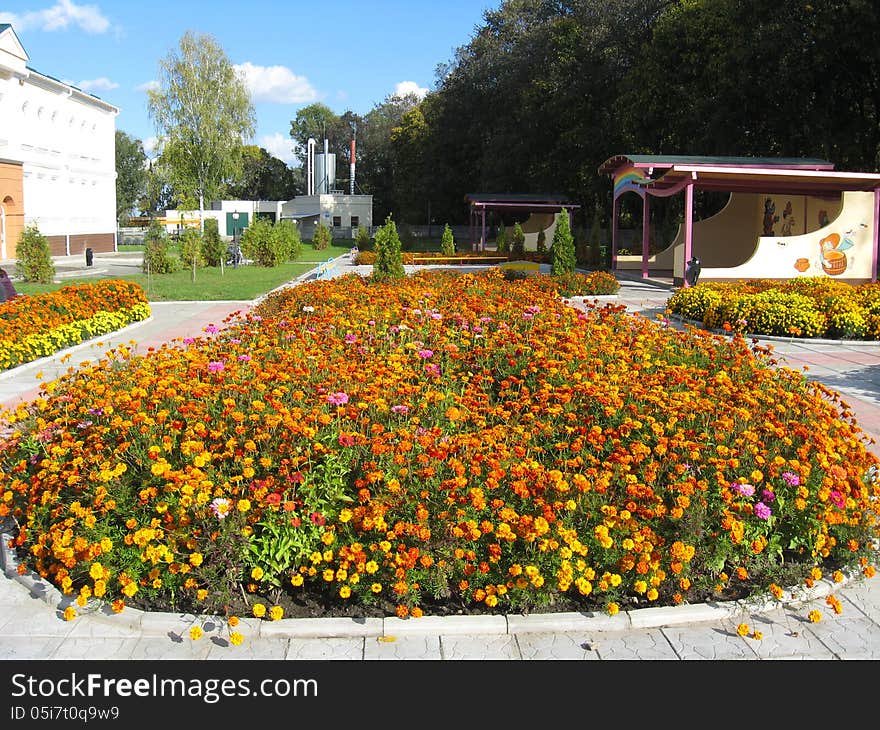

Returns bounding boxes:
[143,136,159,157]
[77,76,118,92]
[259,133,297,165]
[136,80,160,93]
[394,81,428,100]
[234,62,318,104]
[0,1,110,33]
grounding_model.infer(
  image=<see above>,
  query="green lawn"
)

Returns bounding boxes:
[13,242,359,301]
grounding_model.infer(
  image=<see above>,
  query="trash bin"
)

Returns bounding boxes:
[85,247,94,267]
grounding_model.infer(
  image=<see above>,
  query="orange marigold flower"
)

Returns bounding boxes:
[63,606,77,622]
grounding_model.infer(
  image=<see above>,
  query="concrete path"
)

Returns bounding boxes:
[1,253,879,660]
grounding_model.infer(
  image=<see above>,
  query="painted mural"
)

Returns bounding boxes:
[790,224,866,277]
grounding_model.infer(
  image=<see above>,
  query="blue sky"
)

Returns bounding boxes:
[1,0,498,165]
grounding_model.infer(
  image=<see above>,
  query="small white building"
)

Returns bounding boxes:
[163,200,286,239]
[281,193,373,240]
[0,24,118,259]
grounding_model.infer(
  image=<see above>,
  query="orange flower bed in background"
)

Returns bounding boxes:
[0,280,151,370]
[1,268,877,623]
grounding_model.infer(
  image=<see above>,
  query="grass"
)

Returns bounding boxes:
[13,241,359,301]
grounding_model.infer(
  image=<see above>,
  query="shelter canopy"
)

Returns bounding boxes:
[598,155,880,197]
[464,193,580,251]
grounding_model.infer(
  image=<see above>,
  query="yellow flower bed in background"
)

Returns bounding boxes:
[667,277,880,339]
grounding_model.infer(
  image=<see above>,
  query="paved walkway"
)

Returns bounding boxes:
[1,253,879,660]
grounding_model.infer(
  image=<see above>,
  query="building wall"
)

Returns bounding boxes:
[0,26,118,258]
[0,160,24,259]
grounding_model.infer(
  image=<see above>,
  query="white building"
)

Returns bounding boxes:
[0,24,118,259]
[281,193,373,240]
[163,200,286,239]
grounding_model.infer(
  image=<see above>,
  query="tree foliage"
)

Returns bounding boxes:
[115,130,147,223]
[225,145,299,200]
[440,223,455,255]
[147,31,256,229]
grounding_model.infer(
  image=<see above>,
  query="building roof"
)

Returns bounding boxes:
[465,193,579,211]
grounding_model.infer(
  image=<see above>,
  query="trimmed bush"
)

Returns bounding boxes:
[142,219,178,274]
[15,223,56,284]
[312,222,331,251]
[551,212,576,275]
[372,215,405,281]
[202,219,226,267]
[440,224,455,255]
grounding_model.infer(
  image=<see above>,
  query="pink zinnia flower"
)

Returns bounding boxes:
[782,471,800,487]
[754,502,772,520]
[207,361,225,373]
[417,349,434,359]
[328,391,349,406]
[210,498,232,519]
[391,405,409,415]
[732,482,755,497]
[344,333,357,344]
[204,324,219,334]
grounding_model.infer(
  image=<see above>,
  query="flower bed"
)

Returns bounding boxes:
[0,280,151,370]
[354,250,550,266]
[0,268,877,628]
[667,278,880,339]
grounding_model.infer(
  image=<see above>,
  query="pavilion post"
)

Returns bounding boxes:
[641,194,650,279]
[611,196,620,271]
[481,207,486,252]
[683,181,694,286]
[874,188,880,283]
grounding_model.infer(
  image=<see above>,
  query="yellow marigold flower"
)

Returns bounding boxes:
[646,588,659,601]
[737,623,750,637]
[251,566,264,581]
[121,582,138,598]
[322,569,335,582]
[229,631,244,646]
[252,603,266,618]
[190,626,203,640]
[196,589,208,601]
[269,605,284,621]
[606,602,619,616]
[371,583,382,593]
[832,570,844,583]
[89,562,106,581]
[339,585,352,599]
[290,574,304,587]
[189,552,203,567]
[751,631,764,640]
[63,606,77,622]
[339,508,353,523]
[365,560,379,574]
[237,499,251,513]
[808,610,822,623]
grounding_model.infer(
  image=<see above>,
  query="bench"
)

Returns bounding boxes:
[314,258,337,279]
[410,256,509,265]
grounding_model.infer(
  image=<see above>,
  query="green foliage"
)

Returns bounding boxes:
[15,223,55,284]
[146,31,256,222]
[178,228,206,271]
[241,217,285,267]
[312,222,332,251]
[115,130,147,223]
[355,224,372,249]
[142,220,179,274]
[536,229,547,255]
[440,223,455,255]
[372,214,405,281]
[495,226,508,253]
[225,144,298,201]
[202,218,225,267]
[511,222,526,256]
[551,213,576,275]
[275,219,302,262]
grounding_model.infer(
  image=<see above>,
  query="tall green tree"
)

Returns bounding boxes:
[551,212,576,275]
[147,31,256,231]
[372,215,405,281]
[225,145,299,200]
[115,130,148,223]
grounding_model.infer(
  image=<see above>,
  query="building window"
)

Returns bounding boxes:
[351,216,359,228]
[332,216,341,228]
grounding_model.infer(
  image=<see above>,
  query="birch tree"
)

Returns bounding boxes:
[147,31,255,230]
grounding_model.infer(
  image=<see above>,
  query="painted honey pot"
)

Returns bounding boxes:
[819,232,852,276]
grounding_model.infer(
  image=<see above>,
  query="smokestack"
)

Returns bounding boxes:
[306,138,316,196]
[350,138,356,195]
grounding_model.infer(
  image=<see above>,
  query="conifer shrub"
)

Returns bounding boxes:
[440,224,455,255]
[372,215,405,281]
[142,219,178,274]
[551,212,576,275]
[15,223,56,283]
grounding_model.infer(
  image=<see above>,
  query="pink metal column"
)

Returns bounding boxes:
[611,197,620,270]
[873,188,880,283]
[683,181,694,286]
[641,194,650,279]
